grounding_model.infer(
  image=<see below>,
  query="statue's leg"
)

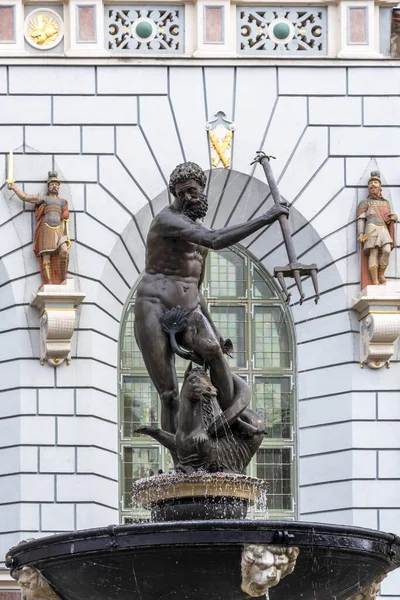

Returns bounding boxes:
[42,254,51,284]
[378,243,391,283]
[134,301,180,435]
[59,243,69,282]
[182,311,234,412]
[368,248,379,284]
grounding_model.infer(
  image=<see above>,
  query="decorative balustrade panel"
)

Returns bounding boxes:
[237,7,327,55]
[106,5,184,53]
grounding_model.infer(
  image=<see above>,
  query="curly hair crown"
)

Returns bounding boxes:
[169,162,207,197]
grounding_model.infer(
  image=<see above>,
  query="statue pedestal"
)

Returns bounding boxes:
[351,282,400,369]
[30,278,85,367]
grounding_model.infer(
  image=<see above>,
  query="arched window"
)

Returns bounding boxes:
[119,246,296,521]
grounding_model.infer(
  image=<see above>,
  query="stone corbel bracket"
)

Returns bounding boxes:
[241,544,300,597]
[351,282,400,369]
[30,278,85,367]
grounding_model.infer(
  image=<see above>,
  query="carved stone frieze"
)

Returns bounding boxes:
[241,544,300,597]
[351,282,400,369]
[11,566,61,600]
[30,278,85,367]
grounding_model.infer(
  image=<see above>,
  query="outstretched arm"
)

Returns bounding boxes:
[7,182,40,204]
[163,203,289,250]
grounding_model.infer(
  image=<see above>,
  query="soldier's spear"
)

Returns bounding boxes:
[251,151,319,305]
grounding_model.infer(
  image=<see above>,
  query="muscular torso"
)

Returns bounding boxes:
[136,207,208,311]
[39,195,66,227]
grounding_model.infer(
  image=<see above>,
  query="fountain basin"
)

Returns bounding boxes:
[6,520,400,600]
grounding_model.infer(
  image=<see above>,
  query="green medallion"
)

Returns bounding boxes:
[273,21,290,40]
[135,21,153,39]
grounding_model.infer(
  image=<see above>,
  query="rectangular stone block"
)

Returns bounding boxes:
[379,509,400,533]
[298,392,376,429]
[0,388,36,418]
[76,330,117,368]
[0,504,40,533]
[25,126,81,154]
[364,96,400,125]
[41,503,75,531]
[54,155,97,182]
[20,416,56,445]
[57,474,117,507]
[75,389,117,423]
[9,66,95,95]
[38,388,74,415]
[0,447,37,476]
[82,126,115,154]
[57,416,117,452]
[97,66,167,95]
[76,503,118,529]
[297,333,354,372]
[346,157,400,186]
[378,451,400,478]
[300,450,376,486]
[330,127,400,156]
[54,97,138,125]
[309,97,362,125]
[14,154,53,182]
[40,447,75,473]
[348,67,400,95]
[300,480,352,513]
[0,97,51,124]
[378,391,400,420]
[0,127,23,153]
[77,447,118,480]
[21,474,55,502]
[353,422,400,448]
[299,422,353,456]
[353,480,400,507]
[278,67,346,95]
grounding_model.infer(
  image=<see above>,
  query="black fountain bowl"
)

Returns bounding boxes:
[6,521,400,600]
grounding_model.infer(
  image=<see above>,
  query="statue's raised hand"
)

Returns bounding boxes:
[7,182,17,192]
[264,202,289,224]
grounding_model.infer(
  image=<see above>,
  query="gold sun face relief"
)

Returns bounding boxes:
[24,8,64,50]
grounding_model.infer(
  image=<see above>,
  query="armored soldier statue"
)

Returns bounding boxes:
[8,171,71,286]
[357,171,397,288]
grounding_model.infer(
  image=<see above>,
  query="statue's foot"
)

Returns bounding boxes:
[378,266,387,284]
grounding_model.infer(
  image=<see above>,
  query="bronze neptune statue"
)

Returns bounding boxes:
[134,162,289,473]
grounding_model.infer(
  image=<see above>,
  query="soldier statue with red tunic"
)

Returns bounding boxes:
[357,171,397,288]
[8,171,71,286]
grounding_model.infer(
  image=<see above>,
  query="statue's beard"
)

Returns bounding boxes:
[368,189,383,200]
[181,193,208,220]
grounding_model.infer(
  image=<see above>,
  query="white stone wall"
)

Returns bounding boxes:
[0,63,399,595]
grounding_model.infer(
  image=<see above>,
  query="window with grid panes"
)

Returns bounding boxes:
[119,246,296,522]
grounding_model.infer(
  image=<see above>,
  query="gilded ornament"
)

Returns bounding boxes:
[205,111,236,169]
[24,9,64,50]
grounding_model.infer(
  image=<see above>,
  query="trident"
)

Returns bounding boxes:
[251,151,319,305]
